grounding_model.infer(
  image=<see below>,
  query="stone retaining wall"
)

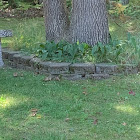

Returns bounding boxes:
[2,48,139,80]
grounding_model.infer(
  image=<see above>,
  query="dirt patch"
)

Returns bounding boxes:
[0,7,44,18]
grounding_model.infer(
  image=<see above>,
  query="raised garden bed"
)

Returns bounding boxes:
[2,48,139,80]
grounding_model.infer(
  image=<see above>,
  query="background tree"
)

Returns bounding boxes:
[43,0,69,42]
[120,0,129,5]
[68,0,109,46]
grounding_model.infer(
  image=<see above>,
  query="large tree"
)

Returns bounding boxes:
[43,0,69,42]
[68,0,109,46]
[43,0,109,46]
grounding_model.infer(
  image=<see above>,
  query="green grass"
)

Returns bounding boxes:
[0,17,45,51]
[0,68,140,140]
[109,16,140,40]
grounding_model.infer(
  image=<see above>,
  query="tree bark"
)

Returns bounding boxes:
[43,0,69,42]
[0,40,4,68]
[68,0,109,46]
[120,0,129,5]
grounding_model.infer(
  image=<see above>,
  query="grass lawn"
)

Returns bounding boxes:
[0,15,139,50]
[0,68,140,140]
[0,17,45,49]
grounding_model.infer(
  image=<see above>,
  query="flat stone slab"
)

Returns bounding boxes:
[62,74,82,80]
[70,63,95,74]
[85,74,110,80]
[20,55,34,65]
[95,63,117,74]
[13,54,23,64]
[0,30,13,37]
[117,64,138,74]
[48,62,71,74]
[8,51,20,61]
[40,61,52,69]
[29,58,41,69]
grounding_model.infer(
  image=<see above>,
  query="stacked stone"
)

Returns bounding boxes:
[2,48,138,80]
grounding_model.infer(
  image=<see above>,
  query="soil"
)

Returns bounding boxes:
[0,7,44,18]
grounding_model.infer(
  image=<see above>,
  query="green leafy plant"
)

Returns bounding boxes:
[91,40,123,63]
[37,34,139,64]
[123,33,140,64]
[37,40,92,63]
[124,4,140,18]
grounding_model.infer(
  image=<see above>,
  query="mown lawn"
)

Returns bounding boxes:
[0,68,140,140]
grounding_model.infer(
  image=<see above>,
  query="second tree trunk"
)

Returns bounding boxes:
[68,0,109,46]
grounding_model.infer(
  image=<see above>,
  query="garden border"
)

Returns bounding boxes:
[2,48,139,80]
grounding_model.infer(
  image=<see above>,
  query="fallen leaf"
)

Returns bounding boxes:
[129,90,135,96]
[83,91,88,95]
[55,77,60,81]
[30,108,38,117]
[122,122,127,126]
[13,72,18,77]
[44,76,52,81]
[93,118,98,125]
[31,109,38,112]
[31,112,37,117]
[117,92,120,96]
[65,118,70,122]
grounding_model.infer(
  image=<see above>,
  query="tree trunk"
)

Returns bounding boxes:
[0,40,4,68]
[120,0,129,5]
[68,0,109,46]
[43,0,69,42]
